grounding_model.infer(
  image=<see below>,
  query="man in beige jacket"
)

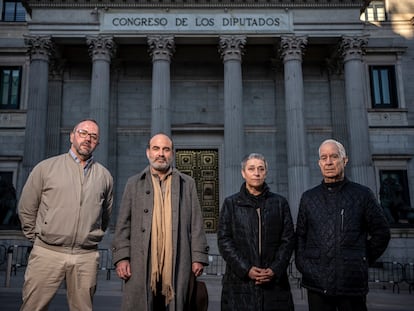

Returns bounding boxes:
[18,119,113,311]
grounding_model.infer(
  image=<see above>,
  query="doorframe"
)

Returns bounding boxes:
[172,133,224,210]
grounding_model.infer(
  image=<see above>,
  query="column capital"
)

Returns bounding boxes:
[218,35,246,62]
[147,35,175,62]
[86,35,117,62]
[24,35,54,62]
[280,36,307,62]
[339,35,368,62]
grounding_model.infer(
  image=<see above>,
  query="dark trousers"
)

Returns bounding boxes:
[153,281,168,311]
[307,290,368,311]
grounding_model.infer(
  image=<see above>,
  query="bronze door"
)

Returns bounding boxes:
[175,149,219,233]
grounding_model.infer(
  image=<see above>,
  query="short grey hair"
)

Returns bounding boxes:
[241,153,268,170]
[318,139,347,159]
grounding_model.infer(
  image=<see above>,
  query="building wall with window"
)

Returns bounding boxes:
[0,0,413,258]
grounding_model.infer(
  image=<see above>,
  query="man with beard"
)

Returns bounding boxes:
[18,119,113,311]
[112,133,209,311]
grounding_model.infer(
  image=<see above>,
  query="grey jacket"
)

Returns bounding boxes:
[18,153,113,252]
[112,166,209,311]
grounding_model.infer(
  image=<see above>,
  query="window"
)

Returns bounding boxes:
[0,172,19,229]
[379,170,412,226]
[362,1,386,22]
[0,67,21,110]
[369,65,398,109]
[2,0,26,22]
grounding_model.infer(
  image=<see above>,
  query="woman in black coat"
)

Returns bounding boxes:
[218,153,295,311]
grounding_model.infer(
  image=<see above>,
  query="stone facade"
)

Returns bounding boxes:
[0,0,413,259]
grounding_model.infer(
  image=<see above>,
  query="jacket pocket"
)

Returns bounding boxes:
[341,248,368,288]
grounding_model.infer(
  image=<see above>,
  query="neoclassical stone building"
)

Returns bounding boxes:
[0,0,413,258]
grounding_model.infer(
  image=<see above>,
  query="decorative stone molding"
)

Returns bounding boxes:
[279,36,307,62]
[24,0,368,10]
[24,35,55,62]
[218,35,246,62]
[147,35,175,62]
[86,35,117,61]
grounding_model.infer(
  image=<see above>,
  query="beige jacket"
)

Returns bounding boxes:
[18,153,113,252]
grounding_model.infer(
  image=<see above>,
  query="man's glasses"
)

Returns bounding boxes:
[76,129,99,142]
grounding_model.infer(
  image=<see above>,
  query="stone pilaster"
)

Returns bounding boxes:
[280,35,310,221]
[219,35,246,196]
[46,57,65,157]
[148,35,175,136]
[339,35,376,190]
[22,35,54,180]
[86,35,117,167]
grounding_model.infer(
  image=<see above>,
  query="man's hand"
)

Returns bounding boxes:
[116,260,132,280]
[192,262,204,277]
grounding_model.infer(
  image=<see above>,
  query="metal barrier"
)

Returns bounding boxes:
[204,254,226,276]
[404,263,414,294]
[98,248,114,280]
[288,259,302,288]
[288,259,304,299]
[0,244,7,266]
[368,261,404,293]
[4,244,32,287]
[7,245,32,275]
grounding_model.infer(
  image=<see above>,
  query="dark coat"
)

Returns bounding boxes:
[295,178,391,296]
[111,167,209,311]
[218,183,295,311]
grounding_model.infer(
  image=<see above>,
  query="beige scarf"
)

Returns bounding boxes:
[150,174,174,306]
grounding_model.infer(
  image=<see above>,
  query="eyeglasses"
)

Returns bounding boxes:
[76,129,99,142]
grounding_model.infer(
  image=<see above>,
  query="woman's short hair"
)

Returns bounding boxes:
[241,153,268,170]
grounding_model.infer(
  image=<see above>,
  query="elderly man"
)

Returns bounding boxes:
[295,139,390,311]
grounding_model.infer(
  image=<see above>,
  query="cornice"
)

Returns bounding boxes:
[23,0,367,10]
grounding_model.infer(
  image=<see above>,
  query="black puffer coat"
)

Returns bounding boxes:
[295,178,390,296]
[218,183,295,311]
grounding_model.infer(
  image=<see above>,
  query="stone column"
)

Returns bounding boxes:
[280,35,310,221]
[339,35,375,190]
[326,57,348,146]
[22,36,54,180]
[46,57,65,158]
[87,35,117,167]
[148,35,175,136]
[219,35,246,196]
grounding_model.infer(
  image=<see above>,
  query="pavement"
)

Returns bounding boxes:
[1,269,414,310]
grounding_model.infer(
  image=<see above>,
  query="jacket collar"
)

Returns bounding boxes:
[321,177,349,192]
[238,182,270,207]
[139,166,182,180]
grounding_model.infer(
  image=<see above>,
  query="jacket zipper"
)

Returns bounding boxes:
[340,208,344,231]
[256,208,262,256]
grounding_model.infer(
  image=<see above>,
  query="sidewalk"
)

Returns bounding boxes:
[1,270,414,310]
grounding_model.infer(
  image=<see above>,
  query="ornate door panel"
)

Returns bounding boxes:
[175,149,219,233]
